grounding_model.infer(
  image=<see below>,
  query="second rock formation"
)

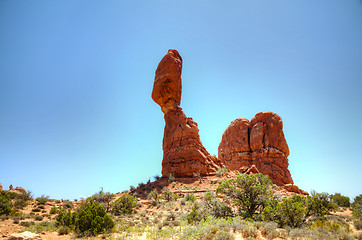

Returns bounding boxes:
[219,112,293,186]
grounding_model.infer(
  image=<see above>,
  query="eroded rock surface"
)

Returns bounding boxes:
[219,112,293,186]
[153,50,223,177]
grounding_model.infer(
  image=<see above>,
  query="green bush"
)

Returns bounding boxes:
[187,203,207,224]
[184,193,197,202]
[34,215,44,221]
[216,173,272,219]
[307,193,334,218]
[14,199,28,209]
[331,193,350,208]
[89,190,114,212]
[56,201,114,236]
[216,167,228,177]
[276,195,307,228]
[352,194,362,219]
[203,191,233,218]
[161,187,177,201]
[58,226,70,235]
[0,195,13,215]
[111,194,137,215]
[264,193,335,228]
[50,206,59,214]
[62,200,73,209]
[36,195,49,205]
[76,201,114,235]
[354,219,362,230]
[147,189,160,206]
[56,209,77,227]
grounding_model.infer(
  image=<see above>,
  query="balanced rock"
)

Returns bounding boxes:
[153,50,223,177]
[219,112,293,186]
[152,49,182,114]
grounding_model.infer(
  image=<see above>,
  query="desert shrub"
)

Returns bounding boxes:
[25,221,56,233]
[111,194,137,215]
[182,217,235,240]
[154,175,160,180]
[14,199,28,209]
[34,215,43,221]
[56,201,114,236]
[56,209,77,227]
[0,195,13,215]
[161,187,177,201]
[168,174,175,182]
[20,221,33,227]
[263,195,307,228]
[354,219,362,230]
[216,173,272,219]
[352,194,362,219]
[89,190,114,212]
[13,217,20,224]
[357,232,362,240]
[187,203,207,224]
[216,167,228,177]
[75,201,114,236]
[184,193,197,202]
[3,191,19,199]
[36,195,49,205]
[38,205,45,209]
[331,193,350,208]
[240,225,259,238]
[62,200,73,209]
[58,226,70,235]
[50,206,59,214]
[32,208,41,213]
[307,192,334,217]
[260,221,278,236]
[264,192,335,228]
[203,191,233,218]
[147,189,160,206]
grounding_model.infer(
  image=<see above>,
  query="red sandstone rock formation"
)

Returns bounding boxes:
[152,50,223,177]
[0,182,2,191]
[219,112,294,186]
[8,186,27,195]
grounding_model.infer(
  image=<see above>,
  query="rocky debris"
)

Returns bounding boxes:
[153,50,223,177]
[219,112,294,186]
[7,231,43,240]
[283,184,309,195]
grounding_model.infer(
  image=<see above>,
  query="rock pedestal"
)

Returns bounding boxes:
[152,50,223,177]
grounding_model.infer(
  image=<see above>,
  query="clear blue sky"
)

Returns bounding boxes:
[1,0,361,201]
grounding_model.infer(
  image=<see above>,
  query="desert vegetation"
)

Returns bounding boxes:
[1,175,362,239]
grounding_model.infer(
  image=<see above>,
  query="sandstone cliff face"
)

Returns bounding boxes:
[219,112,293,186]
[153,50,223,177]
